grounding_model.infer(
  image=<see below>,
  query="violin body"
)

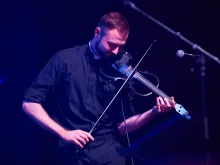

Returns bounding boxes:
[100,50,160,97]
[100,66,159,97]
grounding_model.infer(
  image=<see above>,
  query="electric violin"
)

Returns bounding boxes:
[100,51,191,120]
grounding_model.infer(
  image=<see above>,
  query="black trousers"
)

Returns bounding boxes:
[56,134,125,165]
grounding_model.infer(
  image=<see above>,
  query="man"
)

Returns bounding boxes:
[22,12,175,165]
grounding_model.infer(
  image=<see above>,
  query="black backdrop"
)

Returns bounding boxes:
[1,0,220,164]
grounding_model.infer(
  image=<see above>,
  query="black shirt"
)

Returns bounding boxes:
[24,43,136,136]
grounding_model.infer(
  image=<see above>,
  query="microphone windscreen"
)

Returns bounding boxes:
[176,50,184,58]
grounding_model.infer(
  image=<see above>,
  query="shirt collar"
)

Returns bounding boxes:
[88,41,101,60]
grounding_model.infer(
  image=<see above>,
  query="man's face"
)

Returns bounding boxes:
[94,28,128,58]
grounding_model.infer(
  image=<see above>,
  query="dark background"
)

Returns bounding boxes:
[1,0,220,164]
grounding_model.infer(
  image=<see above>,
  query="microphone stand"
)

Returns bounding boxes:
[123,1,219,164]
[199,55,211,165]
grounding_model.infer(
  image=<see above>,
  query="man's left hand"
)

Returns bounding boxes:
[153,96,175,113]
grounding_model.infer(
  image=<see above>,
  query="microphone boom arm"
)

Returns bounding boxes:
[124,1,220,65]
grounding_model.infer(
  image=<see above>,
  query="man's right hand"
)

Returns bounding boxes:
[22,102,94,149]
[60,130,94,148]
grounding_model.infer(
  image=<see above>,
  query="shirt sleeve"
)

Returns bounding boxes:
[24,52,63,104]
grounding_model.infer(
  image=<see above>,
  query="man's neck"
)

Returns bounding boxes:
[89,39,101,59]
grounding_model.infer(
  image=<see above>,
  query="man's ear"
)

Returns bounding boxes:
[95,27,101,36]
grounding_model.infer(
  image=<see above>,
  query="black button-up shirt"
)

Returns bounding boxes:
[24,43,136,136]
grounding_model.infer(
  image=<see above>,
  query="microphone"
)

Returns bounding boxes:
[176,50,200,58]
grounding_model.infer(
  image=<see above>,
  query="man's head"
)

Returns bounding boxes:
[92,12,129,57]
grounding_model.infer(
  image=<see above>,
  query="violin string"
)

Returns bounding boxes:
[135,72,172,102]
[136,72,169,98]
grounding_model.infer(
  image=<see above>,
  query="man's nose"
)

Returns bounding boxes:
[112,47,119,55]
